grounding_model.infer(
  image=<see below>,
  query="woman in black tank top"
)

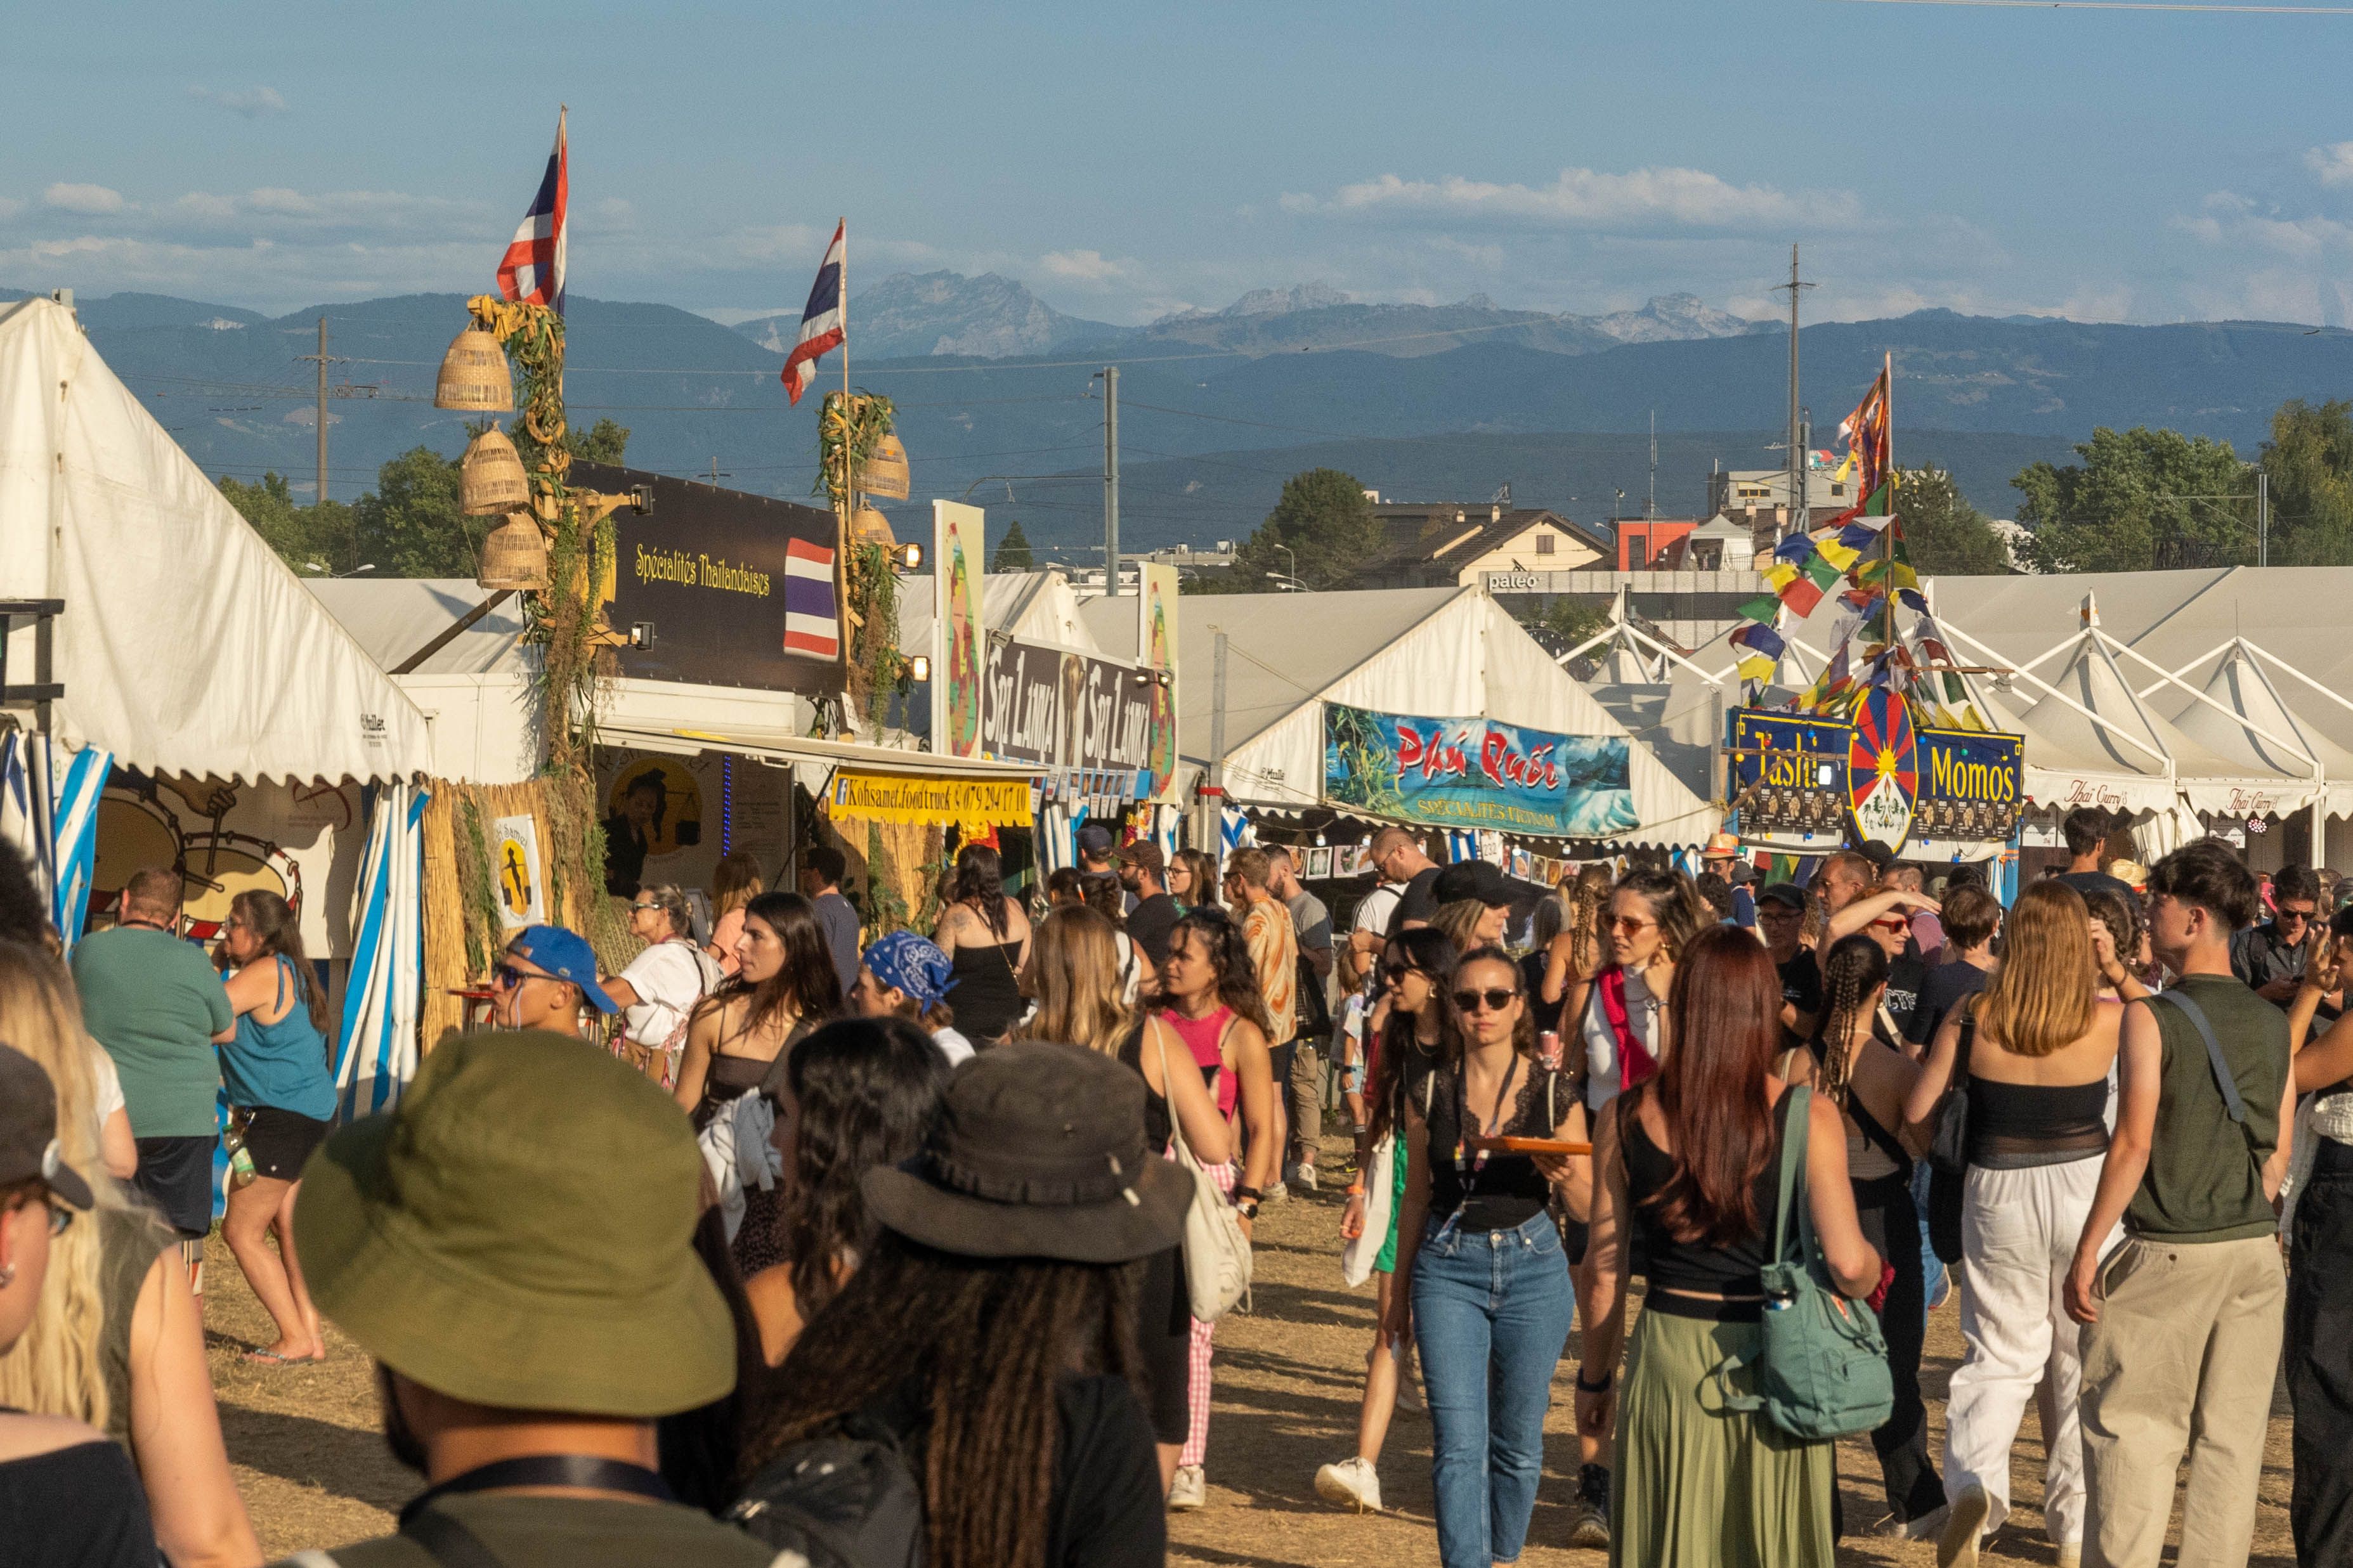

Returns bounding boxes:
[1776,934,1940,1530]
[1582,926,1881,1568]
[1900,880,2126,1563]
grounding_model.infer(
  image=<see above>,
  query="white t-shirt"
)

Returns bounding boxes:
[1353,880,1407,943]
[88,1038,126,1125]
[620,940,715,1050]
[1581,968,1662,1111]
[932,1027,976,1068]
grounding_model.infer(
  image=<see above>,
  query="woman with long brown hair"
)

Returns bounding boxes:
[216,888,336,1365]
[1561,868,1707,1113]
[1541,864,1615,1008]
[1579,925,1882,1565]
[1019,904,1232,1491]
[1385,943,1589,1568]
[1778,931,1938,1533]
[1317,926,1459,1514]
[674,891,842,1125]
[706,850,765,976]
[931,843,1032,1044]
[1905,879,2124,1566]
[1154,905,1278,1510]
[1167,848,1219,915]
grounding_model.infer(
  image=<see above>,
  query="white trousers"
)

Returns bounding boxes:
[1943,1157,2121,1547]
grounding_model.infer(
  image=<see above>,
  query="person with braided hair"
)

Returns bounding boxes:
[1778,932,1939,1537]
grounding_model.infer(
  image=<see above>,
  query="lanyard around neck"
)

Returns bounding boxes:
[1452,1052,1525,1184]
[400,1453,674,1527]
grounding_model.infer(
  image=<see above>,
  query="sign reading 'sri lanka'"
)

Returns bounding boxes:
[1727,694,2022,860]
[1323,702,1636,838]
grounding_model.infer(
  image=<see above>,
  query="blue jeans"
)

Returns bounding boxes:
[1411,1210,1577,1567]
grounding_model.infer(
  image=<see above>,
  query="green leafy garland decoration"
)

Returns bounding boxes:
[452,794,502,976]
[817,392,906,731]
[464,294,626,960]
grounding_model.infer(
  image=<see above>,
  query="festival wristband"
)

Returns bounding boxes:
[1233,1185,1264,1202]
[1575,1365,1613,1393]
[1345,1182,1366,1196]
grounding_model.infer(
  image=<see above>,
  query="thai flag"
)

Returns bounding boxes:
[781,219,845,406]
[783,535,840,657]
[497,108,568,314]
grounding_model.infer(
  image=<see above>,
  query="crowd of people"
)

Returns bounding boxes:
[0,799,2341,1567]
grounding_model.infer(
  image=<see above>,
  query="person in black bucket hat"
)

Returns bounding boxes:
[734,1041,1190,1561]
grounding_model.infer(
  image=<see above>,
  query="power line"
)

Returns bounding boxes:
[1833,0,2353,10]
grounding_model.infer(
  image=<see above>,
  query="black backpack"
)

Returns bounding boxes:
[727,1409,925,1568]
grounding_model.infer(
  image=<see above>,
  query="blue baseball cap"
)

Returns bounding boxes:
[507,925,618,1014]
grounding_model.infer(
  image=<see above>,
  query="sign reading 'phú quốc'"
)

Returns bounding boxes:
[1322,702,1635,838]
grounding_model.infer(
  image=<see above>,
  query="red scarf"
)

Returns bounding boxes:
[1596,968,1659,1090]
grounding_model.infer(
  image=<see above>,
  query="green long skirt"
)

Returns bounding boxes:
[1612,1307,1837,1567]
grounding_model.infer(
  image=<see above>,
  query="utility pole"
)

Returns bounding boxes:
[294,317,345,505]
[1100,365,1121,596]
[1647,409,1658,520]
[1773,245,1814,544]
[2259,469,2270,567]
[1206,628,1229,872]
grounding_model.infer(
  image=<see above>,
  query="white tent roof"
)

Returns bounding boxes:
[900,571,1102,656]
[302,578,530,676]
[0,298,434,783]
[1125,585,1712,845]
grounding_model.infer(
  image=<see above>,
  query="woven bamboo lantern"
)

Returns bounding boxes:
[851,505,897,548]
[459,424,530,515]
[478,512,549,592]
[856,432,911,500]
[434,325,514,411]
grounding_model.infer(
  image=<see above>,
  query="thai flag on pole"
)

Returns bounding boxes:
[783,535,840,658]
[781,219,845,406]
[497,108,568,314]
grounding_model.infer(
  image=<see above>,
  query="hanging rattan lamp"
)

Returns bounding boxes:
[478,512,549,591]
[459,424,530,515]
[857,432,911,500]
[435,325,514,411]
[851,505,897,548]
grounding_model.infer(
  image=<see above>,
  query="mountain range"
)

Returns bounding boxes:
[727,271,1768,361]
[10,275,2352,559]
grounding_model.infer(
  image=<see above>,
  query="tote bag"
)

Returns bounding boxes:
[1154,1023,1253,1319]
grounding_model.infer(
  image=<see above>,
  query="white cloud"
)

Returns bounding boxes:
[1280,167,1863,231]
[44,183,126,216]
[188,86,289,118]
[1040,248,1132,283]
[2307,143,2353,188]
[2175,191,2353,262]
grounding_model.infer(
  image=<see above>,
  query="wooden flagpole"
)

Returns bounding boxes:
[1880,351,1896,671]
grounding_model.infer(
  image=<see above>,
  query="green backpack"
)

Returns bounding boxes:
[1711,1085,1895,1441]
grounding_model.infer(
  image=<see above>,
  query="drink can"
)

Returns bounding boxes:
[1537,1030,1562,1069]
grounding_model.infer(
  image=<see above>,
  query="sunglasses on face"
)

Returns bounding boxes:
[2279,905,2317,924]
[1609,916,1655,935]
[493,962,548,990]
[1453,987,1520,1013]
[629,902,662,914]
[1383,962,1423,983]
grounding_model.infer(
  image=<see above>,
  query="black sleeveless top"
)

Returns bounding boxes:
[1116,1021,1174,1153]
[1804,1035,1911,1184]
[1622,1086,1788,1320]
[1959,1004,2111,1168]
[1422,1059,1574,1232]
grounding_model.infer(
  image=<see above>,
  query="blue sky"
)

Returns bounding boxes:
[11,1,2353,327]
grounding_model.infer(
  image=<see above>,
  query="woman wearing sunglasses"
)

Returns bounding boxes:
[1316,927,1458,1515]
[1386,944,1591,1568]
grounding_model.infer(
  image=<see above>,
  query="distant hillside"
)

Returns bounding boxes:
[731,271,1123,360]
[16,283,2352,552]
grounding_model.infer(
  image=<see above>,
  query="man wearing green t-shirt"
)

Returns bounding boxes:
[2066,840,2293,1568]
[70,867,233,1243]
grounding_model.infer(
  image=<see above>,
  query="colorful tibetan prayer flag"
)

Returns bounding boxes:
[1731,621,1785,682]
[1737,593,1780,625]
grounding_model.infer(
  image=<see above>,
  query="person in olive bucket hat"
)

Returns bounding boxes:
[275,1030,776,1568]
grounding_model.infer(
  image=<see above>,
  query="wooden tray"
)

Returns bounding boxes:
[1466,1136,1592,1156]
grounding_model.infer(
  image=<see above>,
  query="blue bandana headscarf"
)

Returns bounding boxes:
[863,930,957,1010]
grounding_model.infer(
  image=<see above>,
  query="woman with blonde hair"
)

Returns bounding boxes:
[0,940,259,1566]
[1019,904,1233,1491]
[1905,879,2125,1567]
[707,850,765,976]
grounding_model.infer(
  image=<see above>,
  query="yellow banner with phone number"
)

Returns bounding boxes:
[825,769,1034,832]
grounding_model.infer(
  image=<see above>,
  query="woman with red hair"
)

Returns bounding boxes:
[1577,924,1884,1566]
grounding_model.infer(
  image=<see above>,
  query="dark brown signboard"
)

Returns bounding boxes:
[571,461,842,692]
[981,636,1156,776]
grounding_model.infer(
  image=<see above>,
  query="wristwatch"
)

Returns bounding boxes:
[1235,1196,1260,1219]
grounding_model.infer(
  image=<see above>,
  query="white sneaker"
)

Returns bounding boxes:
[1314,1455,1382,1512]
[1168,1463,1206,1510]
[1292,1164,1319,1193]
[1938,1483,1989,1568]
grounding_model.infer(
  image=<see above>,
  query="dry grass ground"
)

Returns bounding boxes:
[201,1141,2297,1565]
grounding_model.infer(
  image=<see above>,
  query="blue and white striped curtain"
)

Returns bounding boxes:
[336,782,427,1121]
[0,734,113,954]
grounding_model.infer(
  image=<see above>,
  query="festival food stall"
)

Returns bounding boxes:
[0,294,438,1113]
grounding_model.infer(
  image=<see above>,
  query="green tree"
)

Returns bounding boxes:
[564,417,631,465]
[1894,465,2009,575]
[2258,398,2353,566]
[992,518,1035,572]
[352,446,481,577]
[1513,597,1609,653]
[218,470,356,574]
[2013,426,2256,573]
[1222,467,1382,592]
